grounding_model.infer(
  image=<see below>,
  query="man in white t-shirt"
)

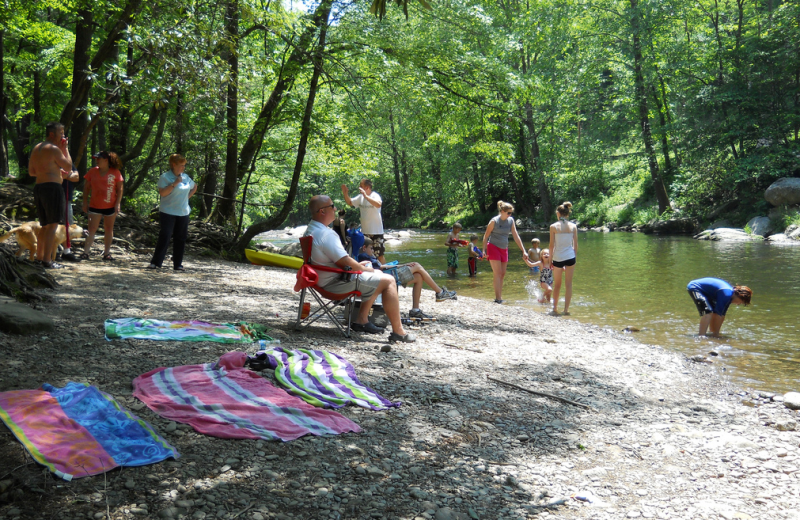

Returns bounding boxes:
[342,178,386,263]
[303,195,415,343]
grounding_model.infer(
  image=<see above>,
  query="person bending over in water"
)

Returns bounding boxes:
[524,248,553,303]
[687,277,752,336]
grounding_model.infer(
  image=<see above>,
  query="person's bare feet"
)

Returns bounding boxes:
[563,311,571,316]
[549,310,560,316]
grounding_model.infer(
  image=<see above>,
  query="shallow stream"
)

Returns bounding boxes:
[384,231,800,394]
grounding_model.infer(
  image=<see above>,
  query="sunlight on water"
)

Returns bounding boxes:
[379,230,800,393]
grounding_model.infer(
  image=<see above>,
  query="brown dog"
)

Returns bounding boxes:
[0,221,84,262]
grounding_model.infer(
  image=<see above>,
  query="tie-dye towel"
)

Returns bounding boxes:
[0,382,178,481]
[253,347,401,410]
[132,352,360,441]
[105,318,273,344]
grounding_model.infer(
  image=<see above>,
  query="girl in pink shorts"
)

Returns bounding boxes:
[482,201,529,303]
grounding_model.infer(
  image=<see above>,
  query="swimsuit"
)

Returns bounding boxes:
[540,266,553,285]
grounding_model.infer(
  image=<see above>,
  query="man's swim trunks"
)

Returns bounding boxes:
[34,182,66,227]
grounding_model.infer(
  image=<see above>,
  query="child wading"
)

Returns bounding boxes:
[467,234,484,277]
[445,223,465,276]
[527,238,542,275]
[524,248,553,303]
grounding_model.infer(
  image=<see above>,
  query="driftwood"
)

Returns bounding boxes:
[442,342,483,353]
[486,375,594,411]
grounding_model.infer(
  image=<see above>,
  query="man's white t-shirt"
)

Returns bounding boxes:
[351,191,384,235]
[304,220,348,286]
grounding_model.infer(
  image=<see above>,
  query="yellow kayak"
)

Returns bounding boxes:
[245,249,304,270]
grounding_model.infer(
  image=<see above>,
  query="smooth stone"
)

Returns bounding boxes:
[783,392,800,410]
[0,299,55,335]
[765,177,800,206]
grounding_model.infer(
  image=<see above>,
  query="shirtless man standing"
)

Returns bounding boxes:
[28,121,77,269]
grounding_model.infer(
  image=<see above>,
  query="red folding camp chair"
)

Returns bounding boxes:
[294,236,363,337]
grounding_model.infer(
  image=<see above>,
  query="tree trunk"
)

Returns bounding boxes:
[119,104,164,164]
[0,30,8,178]
[523,103,552,219]
[213,0,240,225]
[388,110,405,219]
[517,122,534,211]
[125,107,168,196]
[234,0,332,253]
[60,0,144,129]
[235,0,334,183]
[650,84,672,179]
[67,6,93,173]
[401,150,411,219]
[472,160,486,213]
[630,0,670,215]
[14,114,31,177]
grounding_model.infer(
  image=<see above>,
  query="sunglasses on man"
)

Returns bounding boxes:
[317,203,335,213]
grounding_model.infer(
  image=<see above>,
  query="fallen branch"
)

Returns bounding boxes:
[484,460,516,466]
[529,498,568,509]
[442,342,483,353]
[486,375,594,410]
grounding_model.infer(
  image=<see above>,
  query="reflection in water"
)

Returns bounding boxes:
[382,231,800,393]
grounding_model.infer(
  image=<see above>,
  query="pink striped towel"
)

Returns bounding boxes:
[132,352,360,441]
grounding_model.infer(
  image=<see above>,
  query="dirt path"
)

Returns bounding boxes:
[1,253,799,520]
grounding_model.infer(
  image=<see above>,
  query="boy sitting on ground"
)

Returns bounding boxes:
[357,238,456,318]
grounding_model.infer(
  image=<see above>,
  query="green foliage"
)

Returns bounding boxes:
[2,0,800,232]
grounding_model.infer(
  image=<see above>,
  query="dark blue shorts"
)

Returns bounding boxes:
[688,289,715,316]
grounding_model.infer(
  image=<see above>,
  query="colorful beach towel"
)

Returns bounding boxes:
[105,318,273,344]
[0,382,178,480]
[132,352,360,441]
[252,347,401,410]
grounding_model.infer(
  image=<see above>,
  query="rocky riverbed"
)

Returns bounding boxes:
[1,253,799,520]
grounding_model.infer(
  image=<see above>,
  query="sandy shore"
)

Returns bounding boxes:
[1,253,799,520]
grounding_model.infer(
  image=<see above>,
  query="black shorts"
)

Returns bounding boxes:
[88,207,116,216]
[688,289,715,316]
[552,257,576,268]
[34,182,66,227]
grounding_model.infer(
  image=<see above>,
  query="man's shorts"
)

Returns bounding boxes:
[366,234,385,257]
[34,182,66,227]
[321,270,384,299]
[688,289,715,316]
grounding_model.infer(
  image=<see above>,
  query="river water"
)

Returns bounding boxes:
[378,231,800,394]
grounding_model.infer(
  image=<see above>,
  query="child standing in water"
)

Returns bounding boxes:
[467,234,483,277]
[445,222,465,276]
[524,248,553,303]
[527,238,542,275]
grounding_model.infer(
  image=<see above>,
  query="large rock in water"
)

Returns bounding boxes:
[0,297,55,335]
[279,241,303,258]
[694,228,764,241]
[644,218,697,234]
[765,177,800,206]
[746,216,774,236]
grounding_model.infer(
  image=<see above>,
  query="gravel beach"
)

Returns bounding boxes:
[1,253,799,520]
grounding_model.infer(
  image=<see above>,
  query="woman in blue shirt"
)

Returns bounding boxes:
[687,278,752,336]
[148,154,197,270]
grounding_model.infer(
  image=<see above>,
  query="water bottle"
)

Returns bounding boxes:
[257,339,280,350]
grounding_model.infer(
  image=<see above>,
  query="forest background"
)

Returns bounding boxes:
[1,0,799,254]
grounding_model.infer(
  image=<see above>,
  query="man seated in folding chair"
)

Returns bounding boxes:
[303,195,416,343]
[357,237,457,320]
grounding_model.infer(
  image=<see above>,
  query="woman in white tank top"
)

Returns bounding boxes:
[549,201,578,315]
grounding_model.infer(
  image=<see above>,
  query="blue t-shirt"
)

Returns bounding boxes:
[687,278,734,316]
[357,252,381,269]
[157,171,196,216]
